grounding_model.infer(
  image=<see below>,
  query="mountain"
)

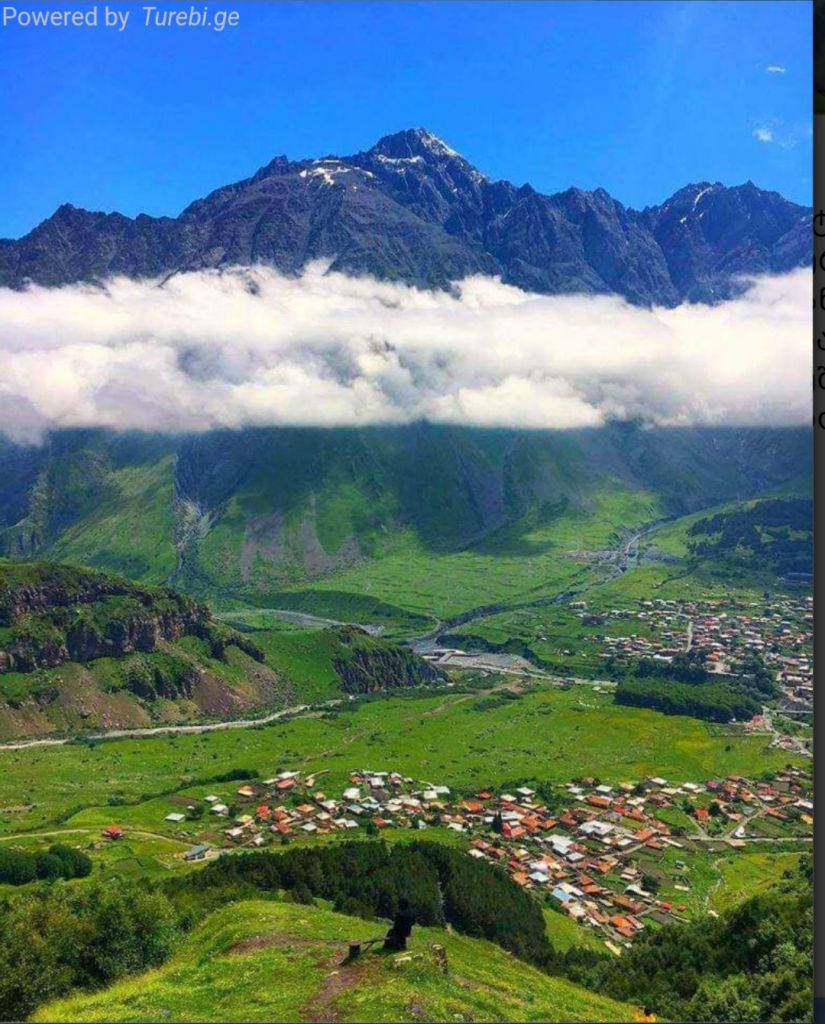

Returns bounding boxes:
[0,423,811,618]
[0,559,445,739]
[0,128,809,305]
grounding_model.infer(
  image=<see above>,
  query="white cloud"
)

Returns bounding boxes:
[0,265,810,445]
[766,64,787,74]
[752,118,810,150]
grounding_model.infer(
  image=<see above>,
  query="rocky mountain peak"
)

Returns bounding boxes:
[0,129,809,305]
[368,127,464,162]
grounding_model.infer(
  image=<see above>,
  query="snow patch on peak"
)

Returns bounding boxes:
[692,184,717,208]
[416,129,461,158]
[298,160,374,187]
[376,154,425,167]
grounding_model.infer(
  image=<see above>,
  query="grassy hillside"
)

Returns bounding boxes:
[33,899,638,1023]
[0,425,810,619]
[0,559,453,740]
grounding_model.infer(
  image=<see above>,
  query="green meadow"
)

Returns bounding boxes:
[0,682,798,837]
[263,488,662,624]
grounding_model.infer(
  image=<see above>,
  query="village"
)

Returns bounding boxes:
[573,594,813,715]
[110,759,814,956]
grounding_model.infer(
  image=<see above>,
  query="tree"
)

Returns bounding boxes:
[34,852,64,881]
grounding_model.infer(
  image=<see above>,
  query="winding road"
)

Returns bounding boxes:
[0,698,350,752]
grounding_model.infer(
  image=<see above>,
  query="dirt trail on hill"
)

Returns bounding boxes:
[228,932,385,1024]
[302,952,384,1023]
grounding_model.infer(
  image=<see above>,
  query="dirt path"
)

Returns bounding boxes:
[0,827,189,845]
[302,952,382,1024]
[223,927,385,1022]
[0,699,348,751]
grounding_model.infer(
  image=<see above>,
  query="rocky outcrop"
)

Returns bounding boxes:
[0,561,262,673]
[331,626,446,694]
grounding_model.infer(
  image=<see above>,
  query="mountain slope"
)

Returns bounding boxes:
[32,899,638,1023]
[0,128,808,305]
[0,559,288,738]
[0,423,810,617]
[0,560,445,739]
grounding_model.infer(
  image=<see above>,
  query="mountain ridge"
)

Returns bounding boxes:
[0,128,809,306]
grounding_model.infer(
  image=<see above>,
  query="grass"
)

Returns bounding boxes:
[628,842,804,918]
[259,488,662,624]
[33,899,638,1023]
[47,458,178,584]
[237,627,342,701]
[542,907,607,955]
[0,681,800,837]
[709,851,802,912]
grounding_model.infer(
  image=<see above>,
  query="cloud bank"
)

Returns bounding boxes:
[0,264,810,444]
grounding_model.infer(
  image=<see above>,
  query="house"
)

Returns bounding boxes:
[165,812,186,823]
[102,825,123,841]
[183,844,211,861]
[236,785,256,799]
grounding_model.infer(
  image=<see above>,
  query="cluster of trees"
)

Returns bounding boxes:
[610,648,775,723]
[181,840,554,970]
[0,879,178,1020]
[688,499,812,577]
[637,649,709,684]
[566,856,812,1022]
[0,843,92,886]
[614,676,759,723]
[472,690,523,711]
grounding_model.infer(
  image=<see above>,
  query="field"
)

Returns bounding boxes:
[258,488,662,625]
[33,899,638,1023]
[0,681,799,837]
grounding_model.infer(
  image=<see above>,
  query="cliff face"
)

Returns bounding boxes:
[0,560,261,673]
[0,559,288,741]
[331,626,446,694]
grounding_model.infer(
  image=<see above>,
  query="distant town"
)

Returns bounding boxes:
[573,595,812,715]
[106,758,812,957]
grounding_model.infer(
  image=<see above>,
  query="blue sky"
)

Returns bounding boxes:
[0,0,811,238]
